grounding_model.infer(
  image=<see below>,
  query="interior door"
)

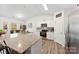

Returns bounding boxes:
[54,11,65,46]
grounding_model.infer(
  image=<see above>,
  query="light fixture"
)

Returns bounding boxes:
[15,13,24,18]
[42,4,48,11]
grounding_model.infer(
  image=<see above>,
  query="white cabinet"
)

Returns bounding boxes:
[47,32,54,40]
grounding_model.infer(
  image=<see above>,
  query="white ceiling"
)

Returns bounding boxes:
[0,4,77,21]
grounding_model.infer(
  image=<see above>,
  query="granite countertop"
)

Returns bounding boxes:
[0,33,41,53]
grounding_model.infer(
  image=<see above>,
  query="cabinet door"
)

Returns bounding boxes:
[47,32,54,40]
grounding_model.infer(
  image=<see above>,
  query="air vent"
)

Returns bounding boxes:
[56,13,62,18]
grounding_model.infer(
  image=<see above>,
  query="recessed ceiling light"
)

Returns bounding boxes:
[42,4,48,11]
[15,13,24,18]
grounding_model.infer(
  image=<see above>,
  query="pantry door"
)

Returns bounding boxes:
[54,11,65,46]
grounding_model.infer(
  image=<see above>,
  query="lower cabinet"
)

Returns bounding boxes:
[47,32,54,40]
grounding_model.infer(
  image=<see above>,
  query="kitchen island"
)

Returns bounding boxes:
[0,33,42,54]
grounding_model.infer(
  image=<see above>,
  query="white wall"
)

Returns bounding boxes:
[26,15,54,32]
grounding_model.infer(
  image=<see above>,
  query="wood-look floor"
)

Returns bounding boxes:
[41,38,65,54]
